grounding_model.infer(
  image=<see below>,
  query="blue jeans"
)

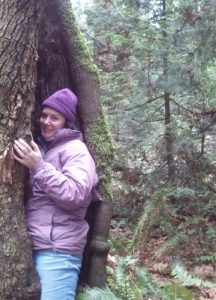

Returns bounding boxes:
[33,251,82,300]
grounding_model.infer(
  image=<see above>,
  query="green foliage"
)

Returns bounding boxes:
[168,187,196,199]
[73,2,216,298]
[106,255,200,300]
[76,287,120,300]
[132,195,163,251]
[155,233,185,257]
[198,253,216,263]
[107,255,172,300]
[110,256,146,300]
[172,264,216,289]
[163,285,196,300]
[135,269,171,300]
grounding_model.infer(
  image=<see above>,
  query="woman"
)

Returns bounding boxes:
[13,88,100,300]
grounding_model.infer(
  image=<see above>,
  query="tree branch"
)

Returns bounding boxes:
[83,30,107,48]
[125,94,164,111]
[170,97,195,114]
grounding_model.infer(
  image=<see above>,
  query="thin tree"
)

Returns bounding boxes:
[162,0,175,182]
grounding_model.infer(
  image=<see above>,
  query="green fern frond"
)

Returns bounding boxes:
[114,256,141,300]
[155,233,185,257]
[132,195,163,251]
[76,287,120,300]
[136,269,171,300]
[168,187,196,199]
[115,256,138,282]
[172,264,216,288]
[198,253,216,262]
[163,284,196,300]
[108,255,186,300]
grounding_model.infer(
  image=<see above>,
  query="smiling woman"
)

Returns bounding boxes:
[40,108,66,142]
[13,88,101,300]
[0,0,114,297]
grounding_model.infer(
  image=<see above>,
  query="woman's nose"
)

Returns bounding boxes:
[44,117,51,124]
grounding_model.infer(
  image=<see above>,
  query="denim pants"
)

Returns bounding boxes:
[33,251,82,300]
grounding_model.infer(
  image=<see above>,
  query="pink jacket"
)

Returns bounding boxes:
[26,129,100,255]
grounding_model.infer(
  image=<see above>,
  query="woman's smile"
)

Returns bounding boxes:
[40,107,66,141]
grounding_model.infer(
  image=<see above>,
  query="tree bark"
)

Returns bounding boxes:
[164,91,175,182]
[162,0,175,182]
[0,0,114,298]
[0,1,43,299]
[35,0,115,287]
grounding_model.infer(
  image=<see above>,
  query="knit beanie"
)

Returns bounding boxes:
[42,88,78,123]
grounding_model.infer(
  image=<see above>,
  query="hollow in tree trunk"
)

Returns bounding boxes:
[0,1,115,298]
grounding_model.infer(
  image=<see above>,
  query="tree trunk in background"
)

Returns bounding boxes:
[0,0,114,298]
[162,0,175,182]
[164,91,175,182]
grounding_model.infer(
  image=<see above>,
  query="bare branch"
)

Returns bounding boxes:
[170,97,195,114]
[125,94,164,111]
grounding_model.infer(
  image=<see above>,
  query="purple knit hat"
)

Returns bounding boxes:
[42,88,78,123]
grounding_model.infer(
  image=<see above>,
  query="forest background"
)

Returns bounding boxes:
[73,1,216,299]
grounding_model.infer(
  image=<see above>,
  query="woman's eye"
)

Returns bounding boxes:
[51,116,59,121]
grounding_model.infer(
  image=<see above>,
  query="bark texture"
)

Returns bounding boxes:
[162,0,175,182]
[0,1,42,299]
[35,0,115,287]
[83,201,113,286]
[0,0,114,297]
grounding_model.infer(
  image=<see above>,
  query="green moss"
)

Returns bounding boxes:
[85,109,116,202]
[62,1,99,77]
[59,1,115,200]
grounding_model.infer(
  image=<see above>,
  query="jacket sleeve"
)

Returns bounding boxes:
[31,142,97,211]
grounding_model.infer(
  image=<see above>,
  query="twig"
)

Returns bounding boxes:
[112,0,126,19]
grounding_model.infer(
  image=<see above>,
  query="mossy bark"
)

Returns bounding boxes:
[0,0,114,297]
[52,0,116,198]
[36,0,115,287]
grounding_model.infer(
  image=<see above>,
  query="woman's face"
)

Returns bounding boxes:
[40,107,66,141]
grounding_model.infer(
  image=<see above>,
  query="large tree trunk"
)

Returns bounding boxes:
[0,0,114,298]
[0,1,42,299]
[36,0,115,287]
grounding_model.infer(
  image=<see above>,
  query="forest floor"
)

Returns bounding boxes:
[108,212,216,300]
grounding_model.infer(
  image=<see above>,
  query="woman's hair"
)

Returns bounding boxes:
[65,121,77,130]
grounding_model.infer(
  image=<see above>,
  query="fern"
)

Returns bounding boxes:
[107,255,172,300]
[132,195,163,252]
[172,264,216,288]
[136,269,171,300]
[114,256,140,300]
[154,232,185,257]
[76,287,120,300]
[197,253,216,262]
[168,187,196,199]
[163,285,196,300]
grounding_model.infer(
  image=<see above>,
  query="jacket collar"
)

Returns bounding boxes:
[37,129,83,152]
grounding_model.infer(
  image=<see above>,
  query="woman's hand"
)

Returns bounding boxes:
[13,139,42,169]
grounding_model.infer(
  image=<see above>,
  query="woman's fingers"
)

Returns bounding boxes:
[13,146,25,164]
[30,140,39,152]
[13,138,42,169]
[13,152,23,162]
[17,138,32,152]
[14,143,25,157]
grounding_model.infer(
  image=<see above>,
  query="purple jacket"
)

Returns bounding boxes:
[26,129,100,255]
